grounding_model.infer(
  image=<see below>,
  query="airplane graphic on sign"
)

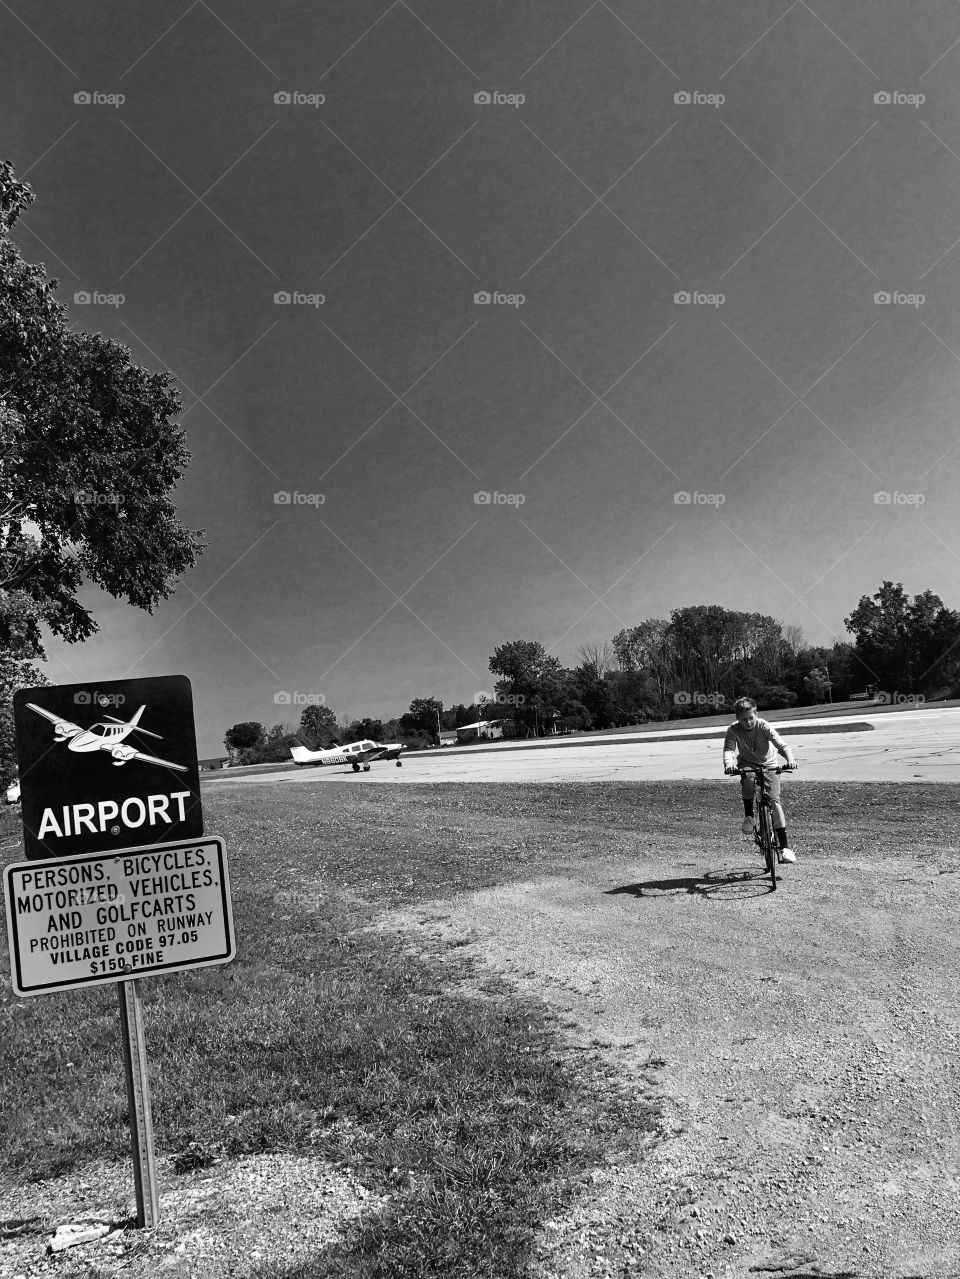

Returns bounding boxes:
[27,702,188,772]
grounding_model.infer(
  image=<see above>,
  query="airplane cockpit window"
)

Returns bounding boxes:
[362,741,375,750]
[89,724,107,736]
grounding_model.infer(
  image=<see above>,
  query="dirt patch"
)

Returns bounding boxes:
[372,840,960,1278]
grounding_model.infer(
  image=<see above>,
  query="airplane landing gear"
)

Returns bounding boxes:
[363,764,371,771]
[352,762,361,772]
[396,759,402,767]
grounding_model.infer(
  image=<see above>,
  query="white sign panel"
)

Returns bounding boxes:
[4,837,235,997]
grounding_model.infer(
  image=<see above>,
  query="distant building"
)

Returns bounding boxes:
[199,756,230,770]
[456,719,504,743]
[438,730,458,746]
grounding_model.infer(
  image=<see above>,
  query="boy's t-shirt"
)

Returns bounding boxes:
[722,717,795,770]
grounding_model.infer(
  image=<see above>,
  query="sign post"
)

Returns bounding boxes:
[117,980,159,1228]
[4,837,236,1228]
[1,675,234,1232]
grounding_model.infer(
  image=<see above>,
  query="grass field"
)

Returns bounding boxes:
[0,778,955,1276]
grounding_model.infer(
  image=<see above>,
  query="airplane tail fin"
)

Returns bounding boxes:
[290,744,319,765]
[127,706,164,740]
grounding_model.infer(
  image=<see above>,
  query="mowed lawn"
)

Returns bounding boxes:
[0,779,952,1277]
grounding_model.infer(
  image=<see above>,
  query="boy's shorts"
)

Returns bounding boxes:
[740,767,782,804]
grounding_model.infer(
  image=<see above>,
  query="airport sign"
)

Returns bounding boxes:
[13,675,202,861]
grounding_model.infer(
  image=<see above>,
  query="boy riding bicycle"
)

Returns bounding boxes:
[722,697,798,863]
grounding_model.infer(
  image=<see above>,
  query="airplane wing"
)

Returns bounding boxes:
[104,742,188,771]
[129,750,188,772]
[27,702,82,737]
[104,714,163,741]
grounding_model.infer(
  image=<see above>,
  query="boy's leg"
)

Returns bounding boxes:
[767,773,792,851]
[739,774,756,836]
[767,773,784,828]
[740,773,755,817]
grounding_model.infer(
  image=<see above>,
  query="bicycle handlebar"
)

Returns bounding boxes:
[731,764,794,775]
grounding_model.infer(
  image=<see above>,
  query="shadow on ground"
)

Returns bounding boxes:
[606,867,776,901]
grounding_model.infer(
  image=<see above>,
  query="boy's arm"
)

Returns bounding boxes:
[722,726,738,772]
[765,722,796,767]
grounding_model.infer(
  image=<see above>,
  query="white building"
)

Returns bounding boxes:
[455,719,504,742]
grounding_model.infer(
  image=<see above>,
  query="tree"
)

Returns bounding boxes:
[256,722,299,763]
[0,588,47,784]
[224,722,265,763]
[298,702,339,749]
[604,669,656,725]
[576,641,614,682]
[613,607,795,716]
[348,717,384,742]
[843,581,960,694]
[824,640,857,699]
[0,162,204,645]
[404,697,443,744]
[613,619,670,674]
[224,721,264,751]
[802,667,832,704]
[381,717,403,743]
[844,581,912,691]
[407,697,443,735]
[570,657,616,729]
[398,724,434,750]
[782,624,805,658]
[489,639,564,735]
[557,699,593,732]
[906,591,960,693]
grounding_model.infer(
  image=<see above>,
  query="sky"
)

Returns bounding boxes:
[4,0,960,756]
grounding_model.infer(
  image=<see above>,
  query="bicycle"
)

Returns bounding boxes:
[734,764,791,891]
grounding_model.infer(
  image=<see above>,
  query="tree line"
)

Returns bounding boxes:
[223,581,960,764]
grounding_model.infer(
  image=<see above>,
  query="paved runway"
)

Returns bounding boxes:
[205,707,960,788]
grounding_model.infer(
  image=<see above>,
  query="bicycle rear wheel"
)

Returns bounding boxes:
[760,804,777,891]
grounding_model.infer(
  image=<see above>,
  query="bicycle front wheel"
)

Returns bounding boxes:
[760,805,777,891]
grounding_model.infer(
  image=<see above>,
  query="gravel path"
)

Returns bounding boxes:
[374,838,960,1278]
[0,1151,386,1277]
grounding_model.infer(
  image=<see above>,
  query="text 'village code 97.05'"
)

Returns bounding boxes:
[3,838,235,997]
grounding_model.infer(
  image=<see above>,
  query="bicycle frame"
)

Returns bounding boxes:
[736,764,786,890]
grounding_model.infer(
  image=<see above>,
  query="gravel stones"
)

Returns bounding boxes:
[0,1152,387,1277]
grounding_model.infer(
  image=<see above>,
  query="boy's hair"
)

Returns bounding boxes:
[733,696,757,714]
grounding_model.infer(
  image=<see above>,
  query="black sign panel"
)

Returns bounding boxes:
[14,676,203,861]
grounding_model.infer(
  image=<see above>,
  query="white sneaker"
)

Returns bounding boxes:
[779,846,796,864]
[741,817,754,836]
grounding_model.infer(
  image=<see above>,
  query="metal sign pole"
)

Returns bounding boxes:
[117,978,159,1227]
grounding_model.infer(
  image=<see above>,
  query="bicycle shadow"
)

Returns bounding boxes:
[606,867,774,901]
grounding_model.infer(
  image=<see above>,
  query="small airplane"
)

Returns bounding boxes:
[27,702,188,771]
[289,739,404,772]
